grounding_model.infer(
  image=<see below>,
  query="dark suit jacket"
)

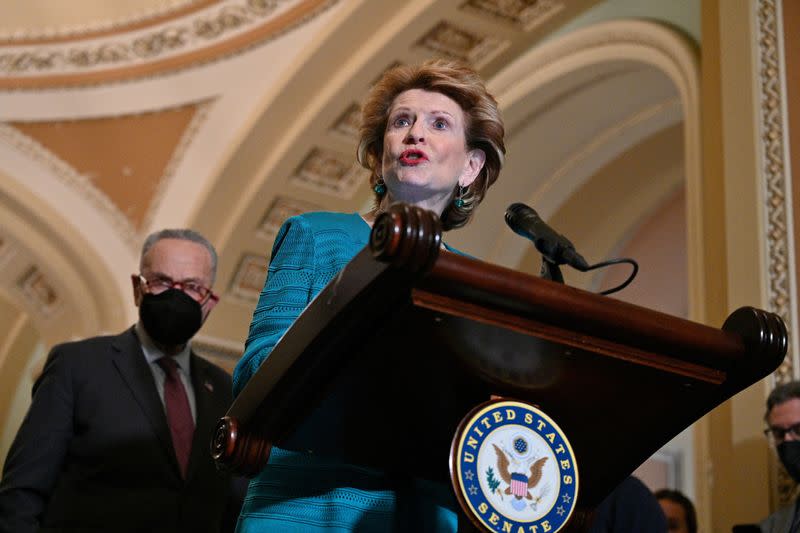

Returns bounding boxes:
[0,327,240,533]
[760,500,797,533]
[588,476,667,533]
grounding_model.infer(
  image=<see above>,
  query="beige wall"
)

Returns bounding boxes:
[697,0,798,530]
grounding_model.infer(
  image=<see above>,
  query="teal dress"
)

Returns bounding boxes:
[233,212,459,532]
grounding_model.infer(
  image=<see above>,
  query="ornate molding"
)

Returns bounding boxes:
[289,147,365,198]
[755,0,796,508]
[756,0,796,385]
[229,253,267,302]
[0,1,205,42]
[417,21,508,68]
[461,0,565,31]
[257,196,320,240]
[17,266,60,317]
[330,102,361,140]
[0,0,338,81]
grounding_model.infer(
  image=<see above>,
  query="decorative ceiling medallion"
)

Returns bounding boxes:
[330,103,362,140]
[460,0,564,31]
[17,266,59,316]
[258,196,321,240]
[289,148,365,198]
[417,21,507,68]
[230,253,268,301]
[0,0,338,84]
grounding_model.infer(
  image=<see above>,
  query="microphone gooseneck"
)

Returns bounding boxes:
[504,203,590,271]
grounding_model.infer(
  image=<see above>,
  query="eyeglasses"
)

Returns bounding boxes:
[764,422,800,443]
[138,274,218,305]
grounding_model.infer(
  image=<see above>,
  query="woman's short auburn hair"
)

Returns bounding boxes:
[357,59,505,230]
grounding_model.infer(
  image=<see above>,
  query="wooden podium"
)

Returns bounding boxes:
[212,204,787,531]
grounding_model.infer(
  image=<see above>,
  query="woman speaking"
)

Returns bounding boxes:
[233,59,506,532]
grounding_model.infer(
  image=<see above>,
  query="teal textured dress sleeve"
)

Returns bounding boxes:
[232,212,369,397]
[232,217,317,397]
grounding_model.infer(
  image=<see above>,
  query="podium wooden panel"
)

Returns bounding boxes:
[212,204,787,529]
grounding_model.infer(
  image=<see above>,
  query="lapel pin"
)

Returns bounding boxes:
[204,381,214,393]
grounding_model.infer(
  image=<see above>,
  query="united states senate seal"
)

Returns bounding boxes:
[450,399,578,532]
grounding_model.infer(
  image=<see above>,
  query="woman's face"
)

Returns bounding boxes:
[380,88,485,212]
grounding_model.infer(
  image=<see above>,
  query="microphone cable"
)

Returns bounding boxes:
[581,257,639,296]
[504,201,639,295]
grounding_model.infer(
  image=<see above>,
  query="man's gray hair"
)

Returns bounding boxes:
[140,229,218,283]
[766,380,800,419]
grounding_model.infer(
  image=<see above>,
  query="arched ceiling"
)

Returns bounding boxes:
[0,0,699,366]
[0,1,204,37]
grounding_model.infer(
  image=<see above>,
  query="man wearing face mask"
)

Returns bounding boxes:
[760,381,800,533]
[0,229,242,533]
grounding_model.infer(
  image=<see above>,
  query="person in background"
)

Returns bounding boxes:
[759,380,800,533]
[232,59,505,532]
[0,229,243,533]
[656,488,697,533]
[588,476,668,533]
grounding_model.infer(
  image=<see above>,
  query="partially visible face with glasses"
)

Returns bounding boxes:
[765,397,800,445]
[137,275,216,304]
[132,238,218,316]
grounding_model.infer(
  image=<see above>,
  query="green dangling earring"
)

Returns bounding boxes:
[454,185,468,208]
[374,178,386,195]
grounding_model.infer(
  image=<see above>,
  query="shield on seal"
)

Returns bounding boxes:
[510,472,528,498]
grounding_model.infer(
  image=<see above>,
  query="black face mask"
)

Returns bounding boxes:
[778,441,800,483]
[139,289,202,346]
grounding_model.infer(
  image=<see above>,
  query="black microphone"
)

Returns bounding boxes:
[505,203,590,271]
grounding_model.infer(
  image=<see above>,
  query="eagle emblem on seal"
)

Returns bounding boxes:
[492,443,548,510]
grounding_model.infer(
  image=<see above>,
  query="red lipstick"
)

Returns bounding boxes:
[399,149,428,165]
